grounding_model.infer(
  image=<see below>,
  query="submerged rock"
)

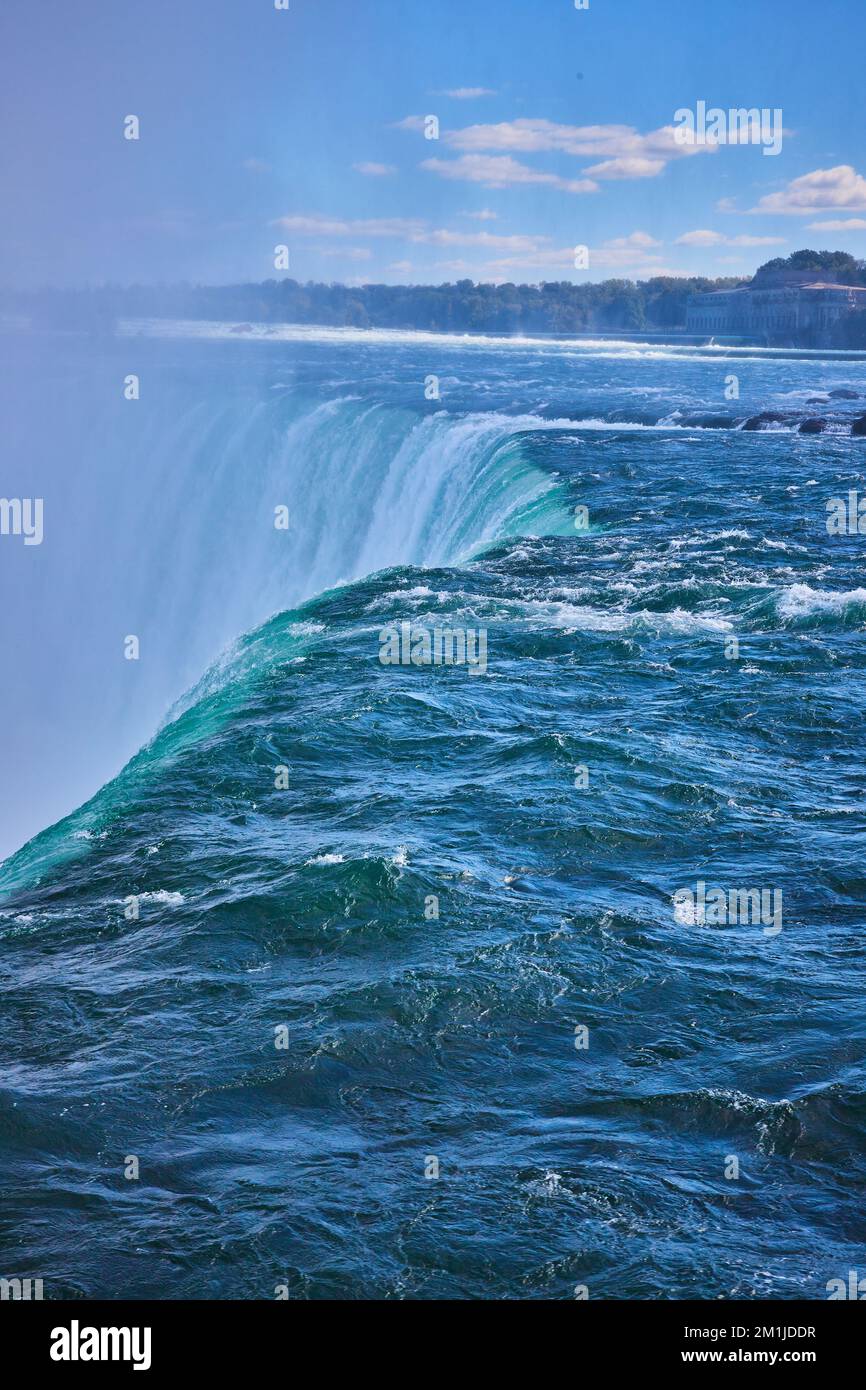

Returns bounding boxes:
[829,388,859,399]
[684,414,736,429]
[798,418,826,434]
[742,411,788,431]
[852,415,866,436]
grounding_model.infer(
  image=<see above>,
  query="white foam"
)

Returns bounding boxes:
[118,317,866,367]
[777,584,866,618]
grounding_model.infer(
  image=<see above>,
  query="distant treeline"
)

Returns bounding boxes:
[5,261,866,346]
[2,275,747,336]
[759,249,866,286]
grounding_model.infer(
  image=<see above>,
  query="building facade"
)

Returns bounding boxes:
[686,268,866,346]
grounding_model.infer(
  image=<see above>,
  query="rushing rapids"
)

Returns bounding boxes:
[1,321,865,1298]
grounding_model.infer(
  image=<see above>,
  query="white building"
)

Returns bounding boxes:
[686,268,866,345]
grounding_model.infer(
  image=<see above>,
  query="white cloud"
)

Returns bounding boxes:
[434,255,693,283]
[440,118,715,183]
[413,228,551,251]
[391,115,428,132]
[273,215,554,253]
[807,217,866,231]
[421,154,598,193]
[440,87,496,99]
[583,157,666,180]
[319,247,373,262]
[752,165,866,214]
[353,162,397,177]
[676,229,726,246]
[444,119,703,160]
[448,231,671,279]
[396,114,779,191]
[243,158,271,174]
[604,231,661,249]
[729,234,786,246]
[272,215,425,238]
[590,236,667,270]
[676,229,785,247]
[287,222,556,254]
[434,259,488,274]
[462,208,498,220]
[272,216,689,283]
[484,255,685,279]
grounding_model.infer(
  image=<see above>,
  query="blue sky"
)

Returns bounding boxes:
[2,0,866,287]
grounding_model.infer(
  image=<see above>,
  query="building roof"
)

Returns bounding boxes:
[798,282,866,293]
[692,281,866,301]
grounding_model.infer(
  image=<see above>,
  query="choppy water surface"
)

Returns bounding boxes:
[1,325,865,1299]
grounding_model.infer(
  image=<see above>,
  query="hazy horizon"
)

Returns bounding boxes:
[3,0,866,291]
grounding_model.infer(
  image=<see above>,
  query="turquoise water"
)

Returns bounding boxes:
[1,325,865,1299]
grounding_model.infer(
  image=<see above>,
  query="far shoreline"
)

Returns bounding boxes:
[4,312,866,360]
